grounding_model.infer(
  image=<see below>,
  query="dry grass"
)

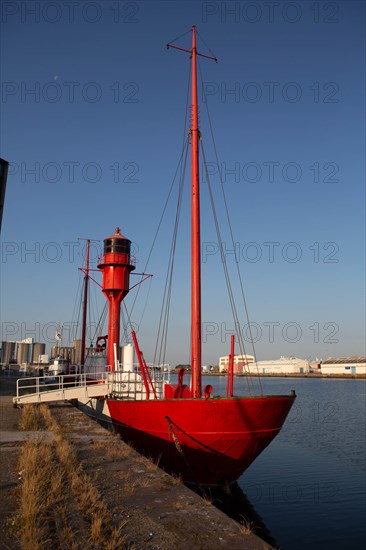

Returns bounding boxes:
[18,404,46,431]
[137,476,155,488]
[40,405,59,431]
[170,474,183,485]
[93,434,132,461]
[40,405,128,549]
[239,517,256,535]
[159,473,183,489]
[144,453,161,471]
[104,524,130,550]
[174,498,194,510]
[90,514,103,542]
[17,436,69,549]
[54,507,79,550]
[117,471,137,495]
[15,405,129,549]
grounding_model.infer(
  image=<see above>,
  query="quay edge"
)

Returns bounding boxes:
[1,374,275,549]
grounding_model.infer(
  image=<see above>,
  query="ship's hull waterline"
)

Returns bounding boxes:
[77,393,295,486]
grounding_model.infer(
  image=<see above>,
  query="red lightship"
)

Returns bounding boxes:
[95,26,296,487]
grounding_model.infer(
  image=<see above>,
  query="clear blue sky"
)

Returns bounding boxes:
[1,1,365,364]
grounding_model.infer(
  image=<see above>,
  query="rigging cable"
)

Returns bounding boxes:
[154,138,189,368]
[92,273,101,341]
[122,139,190,355]
[137,275,153,332]
[89,302,108,347]
[160,140,189,368]
[128,59,192,323]
[196,28,218,62]
[120,134,188,367]
[70,271,83,347]
[156,60,192,368]
[166,28,192,46]
[198,58,263,394]
[201,141,255,395]
[122,60,192,367]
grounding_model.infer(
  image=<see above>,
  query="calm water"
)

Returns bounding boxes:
[202,376,366,550]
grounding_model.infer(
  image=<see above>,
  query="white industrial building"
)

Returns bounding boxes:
[250,356,309,375]
[320,356,366,375]
[219,354,309,374]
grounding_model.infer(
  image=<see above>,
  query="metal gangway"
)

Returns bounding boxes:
[13,370,167,405]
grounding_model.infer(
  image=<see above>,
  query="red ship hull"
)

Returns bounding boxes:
[107,393,295,486]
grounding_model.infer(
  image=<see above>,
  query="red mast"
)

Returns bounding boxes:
[190,25,201,398]
[79,237,99,366]
[167,25,217,398]
[80,239,90,367]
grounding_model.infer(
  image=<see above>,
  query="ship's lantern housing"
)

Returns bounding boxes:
[99,227,135,296]
[104,234,131,255]
[98,227,135,370]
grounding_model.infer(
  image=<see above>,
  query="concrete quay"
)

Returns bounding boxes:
[0,374,273,549]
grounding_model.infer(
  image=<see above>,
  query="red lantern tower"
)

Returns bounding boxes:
[98,227,135,370]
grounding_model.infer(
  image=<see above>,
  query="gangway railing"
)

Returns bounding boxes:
[14,372,111,405]
[13,369,169,405]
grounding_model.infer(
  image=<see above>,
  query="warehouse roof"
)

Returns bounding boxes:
[322,356,366,365]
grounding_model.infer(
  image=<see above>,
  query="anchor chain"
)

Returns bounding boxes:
[165,416,203,491]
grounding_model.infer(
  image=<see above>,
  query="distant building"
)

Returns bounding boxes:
[252,356,309,375]
[1,339,47,366]
[1,341,16,364]
[202,365,212,372]
[51,346,73,360]
[31,343,46,363]
[219,354,255,373]
[73,339,82,364]
[16,342,31,364]
[320,356,366,375]
[174,364,191,372]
